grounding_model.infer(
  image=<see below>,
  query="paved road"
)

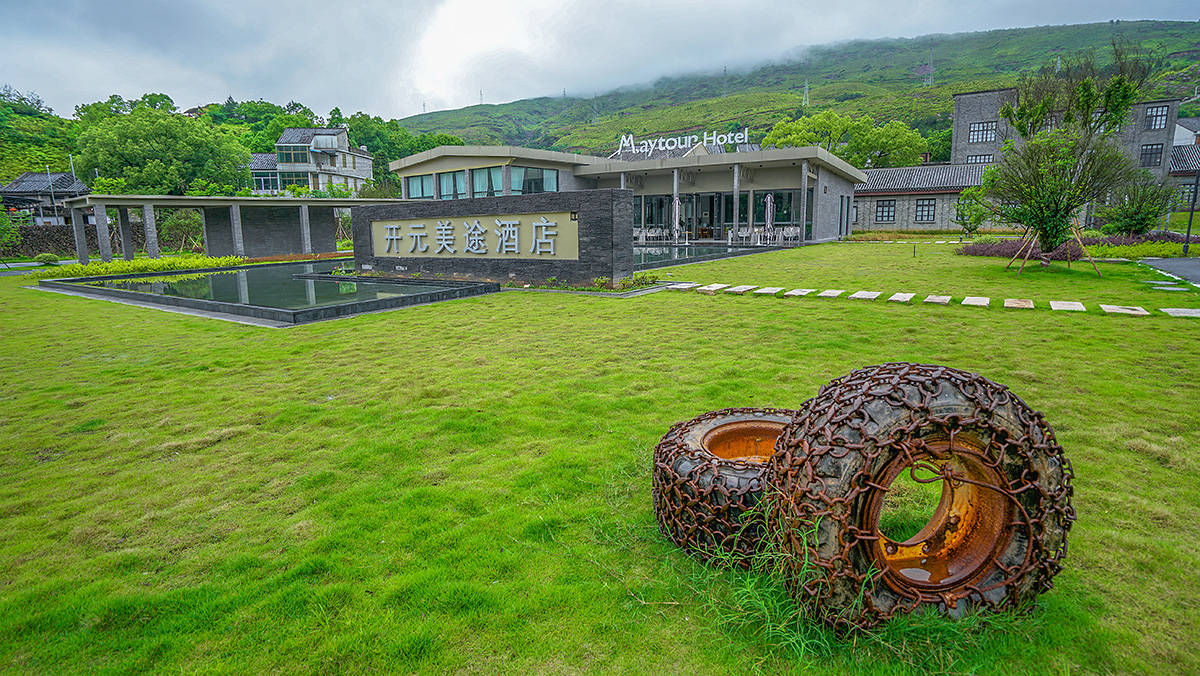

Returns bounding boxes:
[1144,257,1200,285]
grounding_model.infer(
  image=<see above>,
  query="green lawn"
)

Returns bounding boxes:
[656,243,1200,310]
[1,244,1198,674]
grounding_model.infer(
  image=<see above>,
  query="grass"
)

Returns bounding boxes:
[847,229,1020,242]
[1,243,1198,673]
[653,243,1200,310]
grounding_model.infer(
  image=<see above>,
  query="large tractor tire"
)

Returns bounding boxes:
[767,363,1074,629]
[653,407,796,564]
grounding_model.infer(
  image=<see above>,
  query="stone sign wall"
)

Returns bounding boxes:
[352,189,633,286]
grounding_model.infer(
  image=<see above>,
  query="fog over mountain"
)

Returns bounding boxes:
[1,0,1197,118]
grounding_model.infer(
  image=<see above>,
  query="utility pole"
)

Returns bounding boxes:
[479,89,483,105]
[803,77,809,107]
[69,154,76,179]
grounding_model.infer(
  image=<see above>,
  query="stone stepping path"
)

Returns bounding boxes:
[672,282,1197,318]
[1161,308,1200,318]
[1154,287,1187,292]
[1100,304,1149,316]
[1049,301,1086,312]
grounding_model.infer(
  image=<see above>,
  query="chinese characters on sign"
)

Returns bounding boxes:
[372,212,579,260]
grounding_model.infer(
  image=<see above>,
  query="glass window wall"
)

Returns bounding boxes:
[511,167,558,195]
[407,174,435,199]
[472,166,503,198]
[438,170,467,200]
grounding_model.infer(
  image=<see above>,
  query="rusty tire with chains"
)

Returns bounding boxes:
[767,363,1074,629]
[653,407,796,564]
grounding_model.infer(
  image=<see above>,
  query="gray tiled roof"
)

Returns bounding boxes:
[1170,144,1200,174]
[0,171,90,196]
[276,127,342,145]
[1177,117,1200,133]
[607,145,694,161]
[855,163,989,194]
[249,153,278,170]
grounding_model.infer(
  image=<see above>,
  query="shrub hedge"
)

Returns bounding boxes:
[26,255,244,280]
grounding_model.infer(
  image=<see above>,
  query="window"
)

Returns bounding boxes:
[438,170,467,200]
[915,198,936,223]
[875,200,896,223]
[1179,182,1197,206]
[407,174,434,199]
[852,203,858,224]
[968,121,997,144]
[278,172,308,188]
[510,166,557,195]
[1140,144,1163,168]
[472,166,504,197]
[351,155,356,169]
[1145,105,1168,131]
[251,171,278,191]
[341,154,347,168]
[752,191,793,224]
[276,145,310,163]
[965,154,993,164]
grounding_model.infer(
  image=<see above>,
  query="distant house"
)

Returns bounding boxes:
[1174,117,1200,146]
[852,164,988,231]
[1171,145,1199,209]
[250,127,373,195]
[0,171,90,225]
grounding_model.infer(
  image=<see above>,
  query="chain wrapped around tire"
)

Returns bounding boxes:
[653,407,797,564]
[767,363,1074,629]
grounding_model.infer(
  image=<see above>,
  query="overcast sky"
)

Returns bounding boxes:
[1,1,1196,120]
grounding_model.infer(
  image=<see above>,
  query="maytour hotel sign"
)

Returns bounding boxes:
[616,127,750,156]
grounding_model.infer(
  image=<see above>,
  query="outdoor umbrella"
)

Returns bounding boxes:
[764,193,775,245]
[672,196,682,244]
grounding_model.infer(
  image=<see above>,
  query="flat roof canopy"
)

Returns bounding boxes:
[63,194,406,209]
[389,145,604,173]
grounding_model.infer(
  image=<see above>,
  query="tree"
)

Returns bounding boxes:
[74,93,176,124]
[328,107,346,128]
[76,108,249,194]
[1095,171,1178,236]
[762,110,927,168]
[961,44,1153,255]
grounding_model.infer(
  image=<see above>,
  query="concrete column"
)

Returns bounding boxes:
[117,207,135,261]
[465,168,474,199]
[70,207,89,265]
[732,164,740,235]
[400,176,408,199]
[299,204,312,253]
[236,270,249,304]
[93,203,113,262]
[619,173,627,190]
[142,204,160,258]
[798,159,809,240]
[502,165,512,196]
[229,204,246,257]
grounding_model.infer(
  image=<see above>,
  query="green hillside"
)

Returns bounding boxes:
[396,20,1200,154]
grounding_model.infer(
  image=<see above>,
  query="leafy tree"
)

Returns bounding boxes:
[1095,171,1178,236]
[962,44,1153,255]
[76,109,249,194]
[0,84,53,114]
[924,127,952,163]
[328,107,346,128]
[74,93,176,124]
[762,110,927,168]
[91,177,130,194]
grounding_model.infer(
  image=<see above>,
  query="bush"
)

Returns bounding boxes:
[969,235,1001,245]
[1078,229,1105,239]
[1085,242,1197,259]
[33,253,58,265]
[592,276,611,290]
[159,209,204,251]
[27,255,245,279]
[616,271,660,290]
[957,231,1190,261]
[1095,172,1179,237]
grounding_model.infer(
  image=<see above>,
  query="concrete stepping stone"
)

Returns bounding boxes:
[1160,308,1200,318]
[1100,304,1149,316]
[817,289,846,298]
[1004,298,1034,309]
[1049,301,1086,312]
[1153,287,1187,292]
[1140,280,1177,284]
[783,288,816,297]
[888,292,915,303]
[724,285,758,295]
[696,283,730,295]
[752,286,784,296]
[962,296,990,307]
[924,295,951,305]
[667,282,700,290]
[848,291,881,300]
[935,240,947,244]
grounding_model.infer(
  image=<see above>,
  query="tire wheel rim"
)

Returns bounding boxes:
[865,436,1013,591]
[701,419,785,464]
